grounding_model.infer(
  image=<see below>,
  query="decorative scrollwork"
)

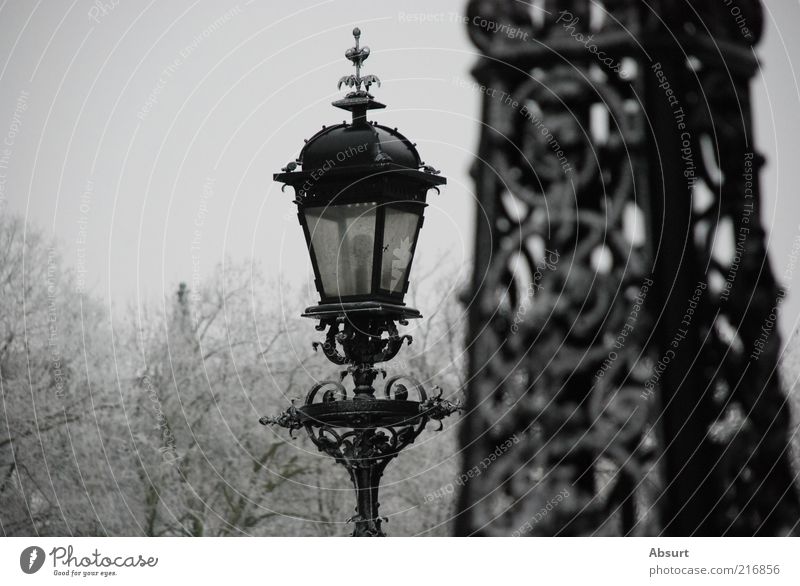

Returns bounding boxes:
[312,318,413,371]
[383,374,426,402]
[262,363,459,535]
[304,380,348,405]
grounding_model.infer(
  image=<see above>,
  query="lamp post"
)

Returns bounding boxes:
[261,28,460,537]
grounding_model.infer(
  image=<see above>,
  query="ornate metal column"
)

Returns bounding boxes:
[456,0,799,536]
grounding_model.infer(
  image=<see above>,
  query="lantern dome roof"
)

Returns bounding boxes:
[273,28,445,192]
[299,121,422,172]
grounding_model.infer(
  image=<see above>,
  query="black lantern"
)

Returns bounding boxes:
[263,28,458,537]
[273,27,445,320]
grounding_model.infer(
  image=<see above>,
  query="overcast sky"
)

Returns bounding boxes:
[2,0,799,343]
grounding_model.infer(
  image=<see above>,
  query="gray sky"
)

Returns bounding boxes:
[0,0,477,315]
[2,0,799,342]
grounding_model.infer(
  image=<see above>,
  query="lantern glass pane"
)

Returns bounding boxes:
[380,208,419,294]
[304,203,377,297]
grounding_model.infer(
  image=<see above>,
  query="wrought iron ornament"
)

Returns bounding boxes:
[265,28,458,537]
[457,0,798,536]
[338,27,381,95]
[261,370,459,536]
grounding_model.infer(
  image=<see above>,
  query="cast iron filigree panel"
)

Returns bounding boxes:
[457,0,798,536]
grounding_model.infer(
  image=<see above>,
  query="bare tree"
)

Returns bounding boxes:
[0,216,470,536]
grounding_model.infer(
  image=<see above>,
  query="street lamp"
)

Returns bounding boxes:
[261,28,460,537]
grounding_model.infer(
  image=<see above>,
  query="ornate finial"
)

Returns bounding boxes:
[338,27,381,95]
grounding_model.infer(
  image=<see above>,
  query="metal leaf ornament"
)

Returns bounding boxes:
[361,74,381,92]
[337,75,358,90]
